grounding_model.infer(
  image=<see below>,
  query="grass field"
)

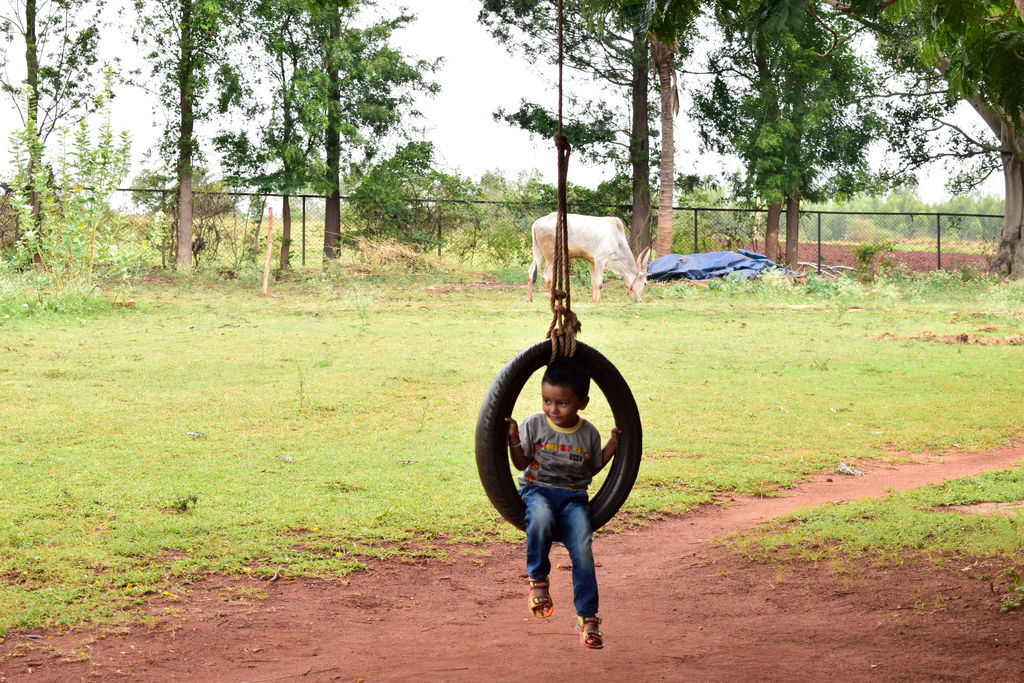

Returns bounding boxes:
[2,265,1024,635]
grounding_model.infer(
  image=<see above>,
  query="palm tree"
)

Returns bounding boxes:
[651,35,678,257]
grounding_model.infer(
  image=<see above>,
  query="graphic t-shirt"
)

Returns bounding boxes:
[517,412,602,491]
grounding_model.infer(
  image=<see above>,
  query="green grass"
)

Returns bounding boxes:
[727,469,1024,567]
[1,265,1024,635]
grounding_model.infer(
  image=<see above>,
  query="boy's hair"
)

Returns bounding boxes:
[542,356,591,399]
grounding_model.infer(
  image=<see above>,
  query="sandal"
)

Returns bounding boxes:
[576,616,604,649]
[528,578,553,618]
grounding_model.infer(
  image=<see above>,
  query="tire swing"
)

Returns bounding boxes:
[475,340,643,531]
[474,0,642,532]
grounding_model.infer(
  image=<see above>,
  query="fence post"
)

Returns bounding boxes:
[301,195,306,267]
[816,211,821,274]
[936,213,941,270]
[693,208,698,254]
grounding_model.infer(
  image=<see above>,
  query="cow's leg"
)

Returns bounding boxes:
[590,259,604,302]
[543,263,555,299]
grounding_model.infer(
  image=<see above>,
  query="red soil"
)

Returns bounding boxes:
[794,243,990,273]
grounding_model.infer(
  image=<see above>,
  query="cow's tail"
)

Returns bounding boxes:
[526,259,538,302]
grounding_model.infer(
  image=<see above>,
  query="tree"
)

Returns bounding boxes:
[585,0,1023,273]
[479,0,655,250]
[304,1,437,260]
[745,0,1024,276]
[1,0,106,227]
[133,0,243,270]
[691,4,888,264]
[876,1,1024,278]
[348,140,488,253]
[216,0,319,270]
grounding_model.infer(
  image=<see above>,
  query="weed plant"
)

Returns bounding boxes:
[7,85,150,299]
[1,265,1023,634]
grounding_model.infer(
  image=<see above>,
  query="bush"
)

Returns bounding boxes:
[851,240,895,282]
[6,85,150,297]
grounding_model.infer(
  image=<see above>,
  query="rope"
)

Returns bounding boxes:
[546,0,581,361]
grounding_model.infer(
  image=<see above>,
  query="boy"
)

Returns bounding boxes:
[505,355,620,649]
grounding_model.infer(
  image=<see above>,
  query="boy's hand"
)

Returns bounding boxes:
[599,427,622,469]
[505,417,528,470]
[504,417,519,442]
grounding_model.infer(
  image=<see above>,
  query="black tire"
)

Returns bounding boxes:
[475,340,642,531]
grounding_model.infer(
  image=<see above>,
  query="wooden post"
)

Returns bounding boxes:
[262,207,274,295]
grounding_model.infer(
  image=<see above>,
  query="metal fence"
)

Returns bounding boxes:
[670,207,1005,273]
[110,187,331,270]
[1,184,1006,274]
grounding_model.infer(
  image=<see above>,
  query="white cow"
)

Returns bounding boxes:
[527,212,650,303]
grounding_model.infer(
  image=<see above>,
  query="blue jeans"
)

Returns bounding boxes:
[520,484,598,617]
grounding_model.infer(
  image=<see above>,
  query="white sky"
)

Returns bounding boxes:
[0,0,1004,203]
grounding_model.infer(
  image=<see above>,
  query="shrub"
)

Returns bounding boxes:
[7,84,150,296]
[851,240,895,282]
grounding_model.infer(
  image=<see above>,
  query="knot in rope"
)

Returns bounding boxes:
[554,132,571,155]
[547,306,581,361]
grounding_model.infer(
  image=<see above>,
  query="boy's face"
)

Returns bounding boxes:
[540,381,589,429]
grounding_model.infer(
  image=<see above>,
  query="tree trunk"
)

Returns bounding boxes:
[988,120,1024,279]
[784,192,800,266]
[175,0,194,270]
[628,29,651,252]
[177,167,193,268]
[652,37,677,258]
[24,0,42,252]
[752,39,786,265]
[322,6,342,261]
[765,203,782,263]
[24,0,38,125]
[280,195,292,270]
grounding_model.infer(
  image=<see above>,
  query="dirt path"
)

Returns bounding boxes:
[3,445,1024,682]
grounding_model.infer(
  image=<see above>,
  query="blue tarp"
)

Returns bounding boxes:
[646,249,794,282]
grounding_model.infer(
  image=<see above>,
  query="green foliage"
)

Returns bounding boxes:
[691,4,893,209]
[346,165,633,260]
[672,207,759,254]
[0,0,108,144]
[132,0,244,174]
[494,99,621,166]
[480,0,648,169]
[999,568,1024,612]
[347,141,477,251]
[214,0,317,194]
[801,269,843,298]
[851,240,895,281]
[217,2,439,202]
[6,86,148,296]
[169,493,199,513]
[903,0,1024,124]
